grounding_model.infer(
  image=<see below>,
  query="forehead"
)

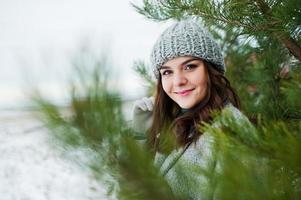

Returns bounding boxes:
[162,56,200,68]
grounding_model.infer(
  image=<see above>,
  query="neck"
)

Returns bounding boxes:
[180,108,191,114]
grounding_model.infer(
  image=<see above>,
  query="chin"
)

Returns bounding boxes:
[178,102,194,109]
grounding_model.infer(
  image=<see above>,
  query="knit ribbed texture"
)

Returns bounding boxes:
[150,19,225,78]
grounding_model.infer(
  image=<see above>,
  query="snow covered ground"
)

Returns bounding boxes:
[0,110,108,200]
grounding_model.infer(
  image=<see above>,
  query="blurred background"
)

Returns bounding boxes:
[0,0,171,111]
[0,0,168,199]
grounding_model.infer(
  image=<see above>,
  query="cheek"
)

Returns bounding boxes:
[192,74,208,94]
[199,79,208,90]
[194,70,208,88]
[161,79,171,94]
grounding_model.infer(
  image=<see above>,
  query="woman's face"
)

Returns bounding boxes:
[159,56,208,109]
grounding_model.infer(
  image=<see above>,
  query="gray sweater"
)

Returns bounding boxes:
[132,105,245,200]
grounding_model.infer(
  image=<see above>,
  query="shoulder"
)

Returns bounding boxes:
[210,104,247,128]
[224,104,244,118]
[190,104,247,156]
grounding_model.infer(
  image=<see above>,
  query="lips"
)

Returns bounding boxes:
[175,88,195,96]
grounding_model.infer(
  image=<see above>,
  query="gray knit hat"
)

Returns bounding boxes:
[150,19,225,78]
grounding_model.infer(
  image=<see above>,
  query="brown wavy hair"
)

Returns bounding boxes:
[147,60,240,154]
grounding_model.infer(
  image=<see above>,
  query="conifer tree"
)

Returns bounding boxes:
[132,0,301,120]
[131,0,301,198]
[32,1,301,199]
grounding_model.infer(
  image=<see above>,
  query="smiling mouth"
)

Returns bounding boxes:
[175,88,195,96]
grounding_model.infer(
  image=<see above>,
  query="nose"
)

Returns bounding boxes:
[173,71,187,86]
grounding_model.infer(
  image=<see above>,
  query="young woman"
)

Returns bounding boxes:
[132,19,242,199]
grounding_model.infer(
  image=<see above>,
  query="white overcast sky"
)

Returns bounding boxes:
[0,0,173,108]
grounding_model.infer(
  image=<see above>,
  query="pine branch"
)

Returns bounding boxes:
[254,0,301,62]
[32,51,177,200]
[275,33,301,62]
[133,60,156,95]
[132,0,301,61]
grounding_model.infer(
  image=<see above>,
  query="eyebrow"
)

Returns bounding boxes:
[159,58,200,70]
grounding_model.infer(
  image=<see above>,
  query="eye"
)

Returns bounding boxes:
[184,64,197,70]
[161,70,172,76]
